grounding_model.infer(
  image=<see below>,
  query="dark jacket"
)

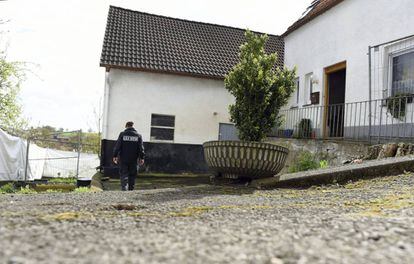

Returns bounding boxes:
[113,127,145,163]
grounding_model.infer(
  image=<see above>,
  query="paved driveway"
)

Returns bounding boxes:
[1,173,413,263]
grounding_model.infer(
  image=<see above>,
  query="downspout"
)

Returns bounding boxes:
[368,46,372,143]
[102,68,111,140]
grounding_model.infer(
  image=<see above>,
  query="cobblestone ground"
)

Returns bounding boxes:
[1,173,414,264]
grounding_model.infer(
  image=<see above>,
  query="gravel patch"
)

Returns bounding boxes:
[1,173,414,264]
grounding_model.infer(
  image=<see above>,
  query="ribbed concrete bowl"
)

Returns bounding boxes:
[203,141,289,179]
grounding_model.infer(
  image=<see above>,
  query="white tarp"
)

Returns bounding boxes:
[0,128,99,181]
[0,128,27,181]
[42,149,98,180]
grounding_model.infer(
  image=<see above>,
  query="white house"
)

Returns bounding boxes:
[99,6,284,173]
[282,0,414,141]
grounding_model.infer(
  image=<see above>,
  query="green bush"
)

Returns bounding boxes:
[289,152,319,173]
[386,93,413,120]
[0,183,16,194]
[224,30,296,142]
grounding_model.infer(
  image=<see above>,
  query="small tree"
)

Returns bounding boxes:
[0,52,26,129]
[0,20,27,129]
[225,30,296,142]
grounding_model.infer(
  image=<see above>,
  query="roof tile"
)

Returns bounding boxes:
[100,6,284,79]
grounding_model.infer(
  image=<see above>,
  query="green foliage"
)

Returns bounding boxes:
[48,177,77,184]
[17,185,37,194]
[0,50,27,129]
[319,160,329,169]
[289,151,319,173]
[224,30,296,142]
[73,187,91,193]
[386,93,412,120]
[0,183,15,194]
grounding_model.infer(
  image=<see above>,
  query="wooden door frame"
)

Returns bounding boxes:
[323,61,347,138]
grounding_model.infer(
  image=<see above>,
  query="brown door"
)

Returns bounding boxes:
[324,62,347,138]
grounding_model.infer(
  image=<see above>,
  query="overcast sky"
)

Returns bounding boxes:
[0,0,310,131]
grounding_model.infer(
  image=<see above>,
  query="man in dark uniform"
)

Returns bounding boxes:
[112,121,145,191]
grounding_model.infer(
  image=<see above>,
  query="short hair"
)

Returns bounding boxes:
[125,121,134,127]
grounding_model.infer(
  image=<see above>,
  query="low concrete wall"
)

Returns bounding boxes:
[252,155,414,189]
[267,138,370,173]
[101,139,209,176]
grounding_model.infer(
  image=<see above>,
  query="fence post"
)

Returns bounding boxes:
[368,46,372,144]
[24,137,30,183]
[76,130,82,179]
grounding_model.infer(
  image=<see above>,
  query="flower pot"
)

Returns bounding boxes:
[203,141,289,179]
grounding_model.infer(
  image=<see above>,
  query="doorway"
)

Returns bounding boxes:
[324,62,346,138]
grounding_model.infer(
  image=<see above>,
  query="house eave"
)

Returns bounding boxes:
[100,63,226,80]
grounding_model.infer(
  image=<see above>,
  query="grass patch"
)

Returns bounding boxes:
[18,185,38,194]
[1,184,38,194]
[73,187,91,193]
[34,184,76,193]
[345,189,414,217]
[42,212,92,221]
[169,206,213,217]
[0,183,15,194]
[47,177,77,184]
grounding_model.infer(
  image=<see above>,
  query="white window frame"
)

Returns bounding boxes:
[150,113,175,143]
[387,48,414,97]
[304,73,313,105]
[294,77,300,106]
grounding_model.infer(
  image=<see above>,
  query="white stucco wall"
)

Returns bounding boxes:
[102,69,234,144]
[285,0,414,106]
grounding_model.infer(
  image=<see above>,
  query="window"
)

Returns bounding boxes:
[150,114,175,141]
[295,77,300,105]
[304,73,313,105]
[391,50,414,96]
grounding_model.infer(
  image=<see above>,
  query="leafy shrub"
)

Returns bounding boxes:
[289,151,319,173]
[0,183,16,194]
[386,93,413,120]
[225,30,296,142]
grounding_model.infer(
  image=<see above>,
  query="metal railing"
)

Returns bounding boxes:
[273,95,414,143]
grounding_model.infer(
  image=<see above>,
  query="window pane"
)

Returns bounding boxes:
[150,127,174,141]
[392,51,414,95]
[151,114,175,127]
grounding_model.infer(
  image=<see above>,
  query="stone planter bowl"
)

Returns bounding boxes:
[203,141,289,179]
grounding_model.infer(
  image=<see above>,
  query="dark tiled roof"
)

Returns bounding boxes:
[283,0,345,36]
[100,6,284,79]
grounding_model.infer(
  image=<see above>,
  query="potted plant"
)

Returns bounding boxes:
[203,30,296,180]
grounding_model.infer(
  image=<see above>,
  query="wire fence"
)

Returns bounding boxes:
[0,127,100,182]
[27,130,100,181]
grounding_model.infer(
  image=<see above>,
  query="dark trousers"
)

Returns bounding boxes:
[119,161,137,191]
